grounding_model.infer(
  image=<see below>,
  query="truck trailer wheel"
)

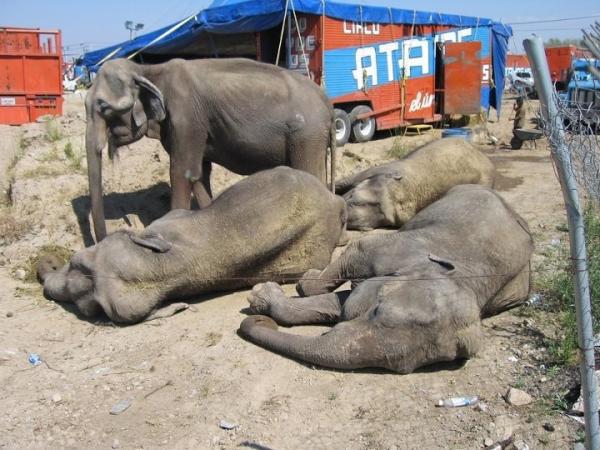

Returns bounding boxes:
[334,109,351,146]
[350,105,376,142]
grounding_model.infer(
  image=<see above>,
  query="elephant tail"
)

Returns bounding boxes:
[240,316,392,371]
[329,116,337,192]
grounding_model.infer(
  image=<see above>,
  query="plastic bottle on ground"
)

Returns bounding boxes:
[436,396,479,407]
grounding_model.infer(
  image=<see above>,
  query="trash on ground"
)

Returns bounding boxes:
[527,293,542,306]
[219,419,237,430]
[110,399,132,415]
[436,395,479,407]
[28,353,42,366]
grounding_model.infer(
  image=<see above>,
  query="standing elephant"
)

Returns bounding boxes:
[85,58,336,241]
[336,137,495,230]
[240,185,533,373]
[37,168,346,325]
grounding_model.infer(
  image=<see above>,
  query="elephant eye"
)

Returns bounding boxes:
[96,100,111,114]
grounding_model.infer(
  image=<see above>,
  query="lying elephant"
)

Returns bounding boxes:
[38,168,346,324]
[336,137,495,230]
[240,184,533,373]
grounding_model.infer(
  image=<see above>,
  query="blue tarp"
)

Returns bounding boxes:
[490,23,512,115]
[80,0,511,111]
[82,0,505,66]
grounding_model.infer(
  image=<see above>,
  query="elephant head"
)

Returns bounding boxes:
[343,172,405,230]
[85,59,166,242]
[37,230,176,323]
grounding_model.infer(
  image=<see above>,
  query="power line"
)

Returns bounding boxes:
[507,14,600,25]
[512,28,589,32]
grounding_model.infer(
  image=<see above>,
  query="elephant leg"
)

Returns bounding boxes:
[481,264,531,317]
[191,159,212,208]
[288,133,327,185]
[247,281,351,326]
[166,131,210,210]
[296,242,370,296]
[169,156,193,210]
[192,181,212,208]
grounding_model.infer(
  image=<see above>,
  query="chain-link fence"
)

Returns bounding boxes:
[539,93,600,203]
[524,29,600,448]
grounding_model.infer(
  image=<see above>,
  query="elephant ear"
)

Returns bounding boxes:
[427,253,455,273]
[130,231,172,253]
[133,74,166,123]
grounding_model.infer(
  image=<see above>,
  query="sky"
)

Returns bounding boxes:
[4,0,600,59]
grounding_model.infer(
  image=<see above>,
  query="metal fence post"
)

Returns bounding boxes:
[523,36,599,449]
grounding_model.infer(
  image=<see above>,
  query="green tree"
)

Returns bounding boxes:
[544,37,585,47]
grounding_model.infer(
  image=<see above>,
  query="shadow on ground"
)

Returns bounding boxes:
[71,182,172,247]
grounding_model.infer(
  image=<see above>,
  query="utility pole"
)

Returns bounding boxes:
[124,21,144,40]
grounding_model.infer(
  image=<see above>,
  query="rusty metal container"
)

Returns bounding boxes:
[544,45,590,86]
[0,27,64,125]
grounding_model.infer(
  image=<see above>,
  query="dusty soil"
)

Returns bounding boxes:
[0,93,582,449]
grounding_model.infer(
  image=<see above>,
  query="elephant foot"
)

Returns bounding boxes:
[296,269,327,296]
[247,282,287,315]
[36,254,64,283]
[240,315,278,336]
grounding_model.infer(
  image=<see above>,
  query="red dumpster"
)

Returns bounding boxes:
[0,27,63,125]
[545,45,591,89]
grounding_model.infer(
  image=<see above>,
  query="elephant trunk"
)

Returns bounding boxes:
[240,317,387,371]
[42,265,72,303]
[86,113,108,242]
[335,170,372,195]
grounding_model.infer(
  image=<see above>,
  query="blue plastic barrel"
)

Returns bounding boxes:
[441,128,472,140]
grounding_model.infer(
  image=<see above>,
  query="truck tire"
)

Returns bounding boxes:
[334,109,351,146]
[350,105,376,143]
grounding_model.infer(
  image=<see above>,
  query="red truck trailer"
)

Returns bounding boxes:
[279,13,499,144]
[80,1,511,145]
[545,45,591,90]
[0,27,64,125]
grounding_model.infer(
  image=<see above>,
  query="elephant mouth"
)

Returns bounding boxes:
[109,124,147,146]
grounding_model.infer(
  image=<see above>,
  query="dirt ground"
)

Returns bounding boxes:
[0,92,583,449]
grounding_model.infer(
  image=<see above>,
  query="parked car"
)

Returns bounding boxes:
[510,70,536,97]
[62,76,77,92]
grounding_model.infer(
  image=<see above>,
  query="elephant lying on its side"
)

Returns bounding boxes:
[38,168,346,325]
[336,137,495,230]
[240,185,533,373]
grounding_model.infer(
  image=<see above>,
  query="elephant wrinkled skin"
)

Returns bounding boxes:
[240,185,533,373]
[336,137,495,230]
[38,168,346,325]
[85,58,336,241]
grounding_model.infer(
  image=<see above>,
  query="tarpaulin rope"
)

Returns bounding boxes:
[275,0,291,66]
[321,0,326,88]
[126,13,198,61]
[290,0,311,78]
